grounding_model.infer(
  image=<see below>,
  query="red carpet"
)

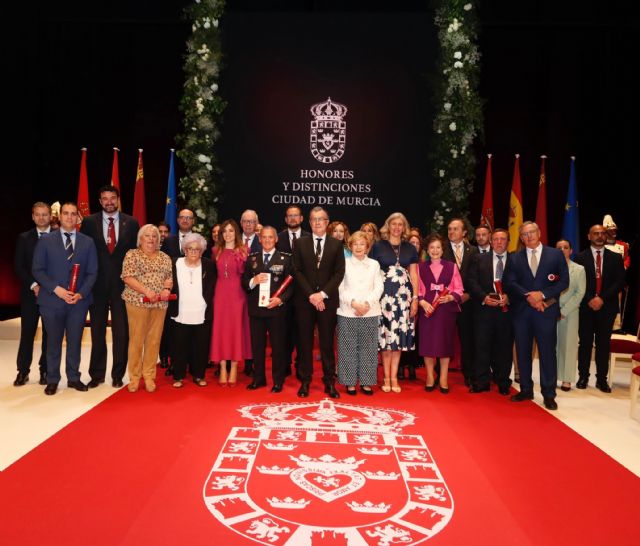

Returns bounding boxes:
[1,368,638,545]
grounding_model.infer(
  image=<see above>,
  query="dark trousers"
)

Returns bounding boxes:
[473,308,513,389]
[40,302,89,384]
[88,291,129,381]
[17,294,47,375]
[456,301,475,382]
[249,314,287,386]
[159,312,172,361]
[171,320,210,380]
[578,306,617,381]
[284,304,300,372]
[513,308,558,398]
[296,303,337,385]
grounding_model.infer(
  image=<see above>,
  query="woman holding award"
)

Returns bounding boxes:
[209,220,251,386]
[417,234,464,393]
[121,224,172,393]
[168,233,217,388]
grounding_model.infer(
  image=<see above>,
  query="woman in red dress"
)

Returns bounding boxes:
[209,220,252,386]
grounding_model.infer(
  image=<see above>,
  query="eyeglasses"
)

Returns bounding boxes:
[311,217,328,223]
[521,231,538,238]
[184,247,201,253]
[178,216,194,220]
[242,219,257,224]
[286,214,301,219]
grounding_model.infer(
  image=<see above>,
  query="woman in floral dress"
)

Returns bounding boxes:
[370,213,419,393]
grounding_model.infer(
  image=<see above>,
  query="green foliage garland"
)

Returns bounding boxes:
[177,0,226,232]
[427,1,483,233]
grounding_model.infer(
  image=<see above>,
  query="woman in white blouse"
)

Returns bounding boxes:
[168,233,217,388]
[337,231,384,395]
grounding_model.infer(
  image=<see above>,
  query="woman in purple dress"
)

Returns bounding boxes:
[418,234,464,393]
[209,220,252,386]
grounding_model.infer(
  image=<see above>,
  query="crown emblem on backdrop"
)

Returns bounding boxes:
[256,465,295,475]
[238,400,415,434]
[310,97,348,121]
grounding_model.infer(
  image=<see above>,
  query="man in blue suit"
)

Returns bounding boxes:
[32,202,98,395]
[503,221,569,410]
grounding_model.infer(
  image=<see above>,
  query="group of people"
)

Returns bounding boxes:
[14,188,629,410]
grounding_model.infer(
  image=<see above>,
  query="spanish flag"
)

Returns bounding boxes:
[507,154,523,252]
[132,149,147,225]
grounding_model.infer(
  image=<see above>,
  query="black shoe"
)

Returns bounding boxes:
[247,381,266,390]
[271,384,283,393]
[397,367,405,380]
[408,367,417,380]
[112,378,124,388]
[560,384,571,392]
[576,377,588,389]
[360,386,374,395]
[511,391,534,402]
[595,381,612,393]
[325,384,340,399]
[425,384,435,392]
[297,383,310,398]
[440,386,449,394]
[67,380,88,392]
[498,386,511,396]
[469,385,490,393]
[346,387,357,396]
[44,383,58,395]
[159,357,170,369]
[164,365,174,377]
[244,363,254,376]
[543,397,558,410]
[13,372,29,387]
[87,378,104,389]
[39,372,48,386]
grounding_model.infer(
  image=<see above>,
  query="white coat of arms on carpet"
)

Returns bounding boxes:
[203,400,454,545]
[310,98,347,164]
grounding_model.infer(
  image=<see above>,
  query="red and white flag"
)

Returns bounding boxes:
[535,155,548,245]
[77,148,90,224]
[479,154,494,230]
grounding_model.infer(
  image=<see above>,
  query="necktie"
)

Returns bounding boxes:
[38,232,43,238]
[495,254,504,280]
[263,252,270,266]
[530,249,538,276]
[454,244,462,268]
[107,217,116,254]
[291,232,297,250]
[595,250,602,295]
[245,236,250,251]
[64,232,74,261]
[315,237,322,266]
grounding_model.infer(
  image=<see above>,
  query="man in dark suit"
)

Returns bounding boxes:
[276,205,311,379]
[242,226,294,392]
[32,202,98,395]
[475,225,492,254]
[442,218,478,386]
[574,224,626,392]
[293,206,345,398]
[80,185,139,388]
[503,221,569,410]
[467,228,513,394]
[240,209,262,254]
[14,202,53,386]
[161,208,194,258]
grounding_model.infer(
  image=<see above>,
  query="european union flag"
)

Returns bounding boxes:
[164,149,177,234]
[561,157,579,258]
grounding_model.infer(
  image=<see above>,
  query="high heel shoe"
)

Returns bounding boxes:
[381,377,391,393]
[425,384,435,392]
[439,385,449,394]
[391,378,401,393]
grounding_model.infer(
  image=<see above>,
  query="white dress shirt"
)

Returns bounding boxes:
[102,211,120,244]
[338,256,384,317]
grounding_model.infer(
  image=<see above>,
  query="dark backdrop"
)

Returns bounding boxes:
[3,1,638,318]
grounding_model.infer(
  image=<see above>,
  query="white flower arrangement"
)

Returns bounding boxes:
[177,0,227,232]
[428,0,482,234]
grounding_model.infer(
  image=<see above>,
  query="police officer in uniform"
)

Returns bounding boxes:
[242,226,294,392]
